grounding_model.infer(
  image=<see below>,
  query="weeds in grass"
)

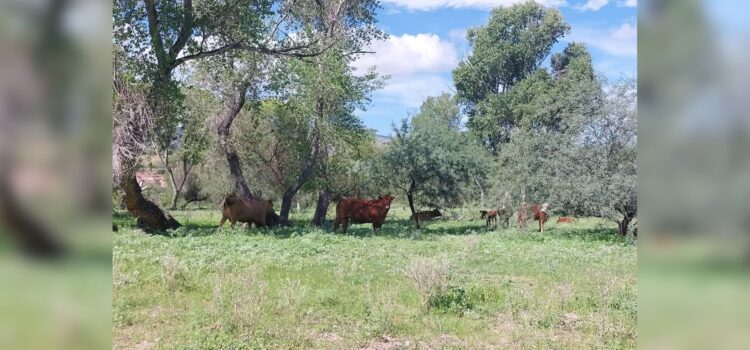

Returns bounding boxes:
[161,255,189,291]
[402,258,453,305]
[210,267,268,337]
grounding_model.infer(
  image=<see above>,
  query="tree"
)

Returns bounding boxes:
[156,87,213,209]
[112,0,337,230]
[453,1,569,154]
[577,79,637,235]
[379,97,484,229]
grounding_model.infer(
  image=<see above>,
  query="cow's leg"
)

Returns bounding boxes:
[342,218,349,235]
[333,218,339,233]
[230,219,236,228]
[219,215,227,227]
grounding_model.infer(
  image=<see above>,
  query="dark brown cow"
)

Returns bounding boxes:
[479,210,489,219]
[333,195,396,234]
[556,216,575,224]
[411,209,442,226]
[219,195,276,228]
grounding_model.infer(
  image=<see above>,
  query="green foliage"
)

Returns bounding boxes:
[379,98,486,211]
[428,286,474,315]
[453,1,569,107]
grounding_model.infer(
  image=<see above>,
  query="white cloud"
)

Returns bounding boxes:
[381,0,567,11]
[620,0,636,7]
[577,0,609,11]
[376,74,454,108]
[567,23,637,56]
[353,33,458,76]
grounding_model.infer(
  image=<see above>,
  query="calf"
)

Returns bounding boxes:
[219,195,277,228]
[333,195,396,234]
[530,203,550,233]
[411,209,442,226]
[556,216,575,224]
[485,209,498,228]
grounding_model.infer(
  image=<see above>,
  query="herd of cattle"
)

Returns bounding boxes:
[219,194,575,233]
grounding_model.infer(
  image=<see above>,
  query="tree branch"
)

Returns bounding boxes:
[168,0,194,61]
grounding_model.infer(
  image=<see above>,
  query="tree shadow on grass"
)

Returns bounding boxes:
[116,209,628,243]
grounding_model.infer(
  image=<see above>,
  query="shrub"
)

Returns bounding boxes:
[428,286,474,314]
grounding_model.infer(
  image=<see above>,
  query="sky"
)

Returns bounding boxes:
[353,0,638,135]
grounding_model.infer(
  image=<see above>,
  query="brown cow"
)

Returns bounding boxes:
[485,209,497,228]
[411,209,442,226]
[530,203,550,233]
[333,195,396,234]
[518,202,550,232]
[219,195,276,228]
[556,216,575,224]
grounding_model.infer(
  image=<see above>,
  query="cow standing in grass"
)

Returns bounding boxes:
[485,209,497,228]
[530,203,550,233]
[219,195,278,228]
[333,195,396,234]
[518,202,550,232]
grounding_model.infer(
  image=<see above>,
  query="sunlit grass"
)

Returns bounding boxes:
[113,207,636,349]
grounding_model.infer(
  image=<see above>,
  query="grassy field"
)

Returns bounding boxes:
[113,207,636,349]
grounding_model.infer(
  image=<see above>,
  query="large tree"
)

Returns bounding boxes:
[112,0,340,230]
[379,96,485,229]
[453,1,569,155]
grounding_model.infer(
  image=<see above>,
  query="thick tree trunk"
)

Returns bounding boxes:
[311,189,332,226]
[407,192,419,229]
[217,82,253,199]
[279,188,297,226]
[122,175,180,232]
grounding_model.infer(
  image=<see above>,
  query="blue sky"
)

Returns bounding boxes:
[353,0,638,135]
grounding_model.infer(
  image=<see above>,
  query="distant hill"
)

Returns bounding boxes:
[375,134,391,146]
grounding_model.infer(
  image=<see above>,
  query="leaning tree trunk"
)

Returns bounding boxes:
[311,189,333,227]
[217,82,253,199]
[113,73,181,233]
[122,176,180,232]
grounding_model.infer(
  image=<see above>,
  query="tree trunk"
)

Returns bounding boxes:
[311,189,332,227]
[474,176,485,208]
[122,175,180,232]
[217,82,253,199]
[617,215,632,236]
[279,188,297,226]
[407,192,420,229]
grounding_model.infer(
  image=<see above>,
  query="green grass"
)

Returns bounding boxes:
[113,207,636,349]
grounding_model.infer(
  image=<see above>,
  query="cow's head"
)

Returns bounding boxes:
[431,208,442,217]
[378,194,396,210]
[541,202,550,212]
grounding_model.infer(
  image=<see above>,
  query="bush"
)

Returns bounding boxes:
[428,285,474,314]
